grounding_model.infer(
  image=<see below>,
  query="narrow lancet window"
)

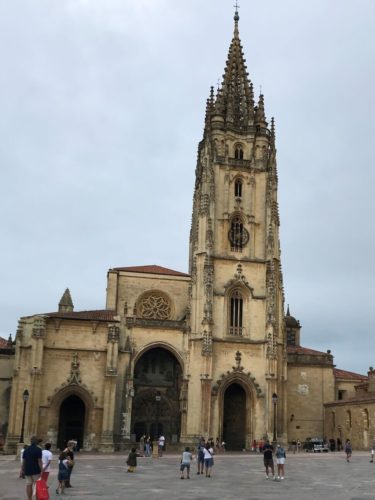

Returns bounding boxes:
[229,290,243,336]
[234,179,243,198]
[234,144,244,159]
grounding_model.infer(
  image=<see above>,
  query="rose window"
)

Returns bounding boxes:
[139,294,171,320]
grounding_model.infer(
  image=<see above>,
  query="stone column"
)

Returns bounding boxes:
[99,324,119,452]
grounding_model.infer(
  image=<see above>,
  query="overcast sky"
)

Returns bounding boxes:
[1,0,374,374]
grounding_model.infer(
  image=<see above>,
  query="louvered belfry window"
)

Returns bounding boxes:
[229,289,243,336]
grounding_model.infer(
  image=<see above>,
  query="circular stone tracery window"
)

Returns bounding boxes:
[138,293,171,320]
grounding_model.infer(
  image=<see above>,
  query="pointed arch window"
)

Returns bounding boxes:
[228,214,249,251]
[229,289,243,336]
[234,178,243,198]
[234,144,244,160]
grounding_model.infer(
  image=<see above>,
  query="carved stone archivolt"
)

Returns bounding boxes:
[224,263,253,295]
[211,352,263,398]
[136,291,172,320]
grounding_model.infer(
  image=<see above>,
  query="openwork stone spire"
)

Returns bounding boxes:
[214,10,254,129]
[58,288,74,313]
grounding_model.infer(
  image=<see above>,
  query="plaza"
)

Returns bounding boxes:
[1,451,375,500]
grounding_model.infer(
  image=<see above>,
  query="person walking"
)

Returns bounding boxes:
[41,442,53,483]
[158,434,165,457]
[344,439,352,462]
[275,444,286,480]
[263,440,275,480]
[56,451,71,495]
[139,434,145,456]
[296,439,302,452]
[180,446,193,479]
[144,435,152,457]
[22,436,43,500]
[126,447,139,473]
[64,440,75,487]
[203,442,214,478]
[196,438,205,475]
[370,438,375,462]
[291,439,297,454]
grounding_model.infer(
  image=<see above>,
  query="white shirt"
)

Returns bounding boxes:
[42,449,53,472]
[158,436,165,446]
[203,447,213,459]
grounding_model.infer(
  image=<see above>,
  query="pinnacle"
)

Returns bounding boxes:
[58,288,74,312]
[255,93,267,128]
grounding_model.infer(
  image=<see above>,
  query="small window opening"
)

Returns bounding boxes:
[234,145,244,160]
[229,290,243,336]
[234,179,243,198]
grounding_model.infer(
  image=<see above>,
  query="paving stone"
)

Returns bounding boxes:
[1,451,375,499]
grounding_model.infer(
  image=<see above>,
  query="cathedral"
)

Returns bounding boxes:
[3,11,374,453]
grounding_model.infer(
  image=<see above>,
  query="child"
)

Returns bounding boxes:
[180,447,193,479]
[41,442,53,483]
[56,451,70,495]
[127,447,139,472]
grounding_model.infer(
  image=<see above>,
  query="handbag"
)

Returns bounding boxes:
[35,478,49,500]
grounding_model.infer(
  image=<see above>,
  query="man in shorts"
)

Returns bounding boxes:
[263,440,275,480]
[22,436,43,500]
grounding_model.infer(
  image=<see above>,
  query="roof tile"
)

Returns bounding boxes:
[45,310,117,321]
[333,368,367,381]
[111,265,190,277]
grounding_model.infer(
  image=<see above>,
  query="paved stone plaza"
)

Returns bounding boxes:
[1,451,375,500]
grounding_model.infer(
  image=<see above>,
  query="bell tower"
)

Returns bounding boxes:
[186,9,287,445]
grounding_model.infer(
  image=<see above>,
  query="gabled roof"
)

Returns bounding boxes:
[45,310,117,322]
[111,265,190,277]
[0,337,9,349]
[334,368,367,381]
[287,345,328,356]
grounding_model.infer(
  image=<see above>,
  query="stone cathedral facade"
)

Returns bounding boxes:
[4,12,372,453]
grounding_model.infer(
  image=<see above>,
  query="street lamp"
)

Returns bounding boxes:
[20,389,29,443]
[272,393,278,444]
[155,391,161,439]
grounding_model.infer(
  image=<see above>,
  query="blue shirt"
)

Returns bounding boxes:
[23,444,42,476]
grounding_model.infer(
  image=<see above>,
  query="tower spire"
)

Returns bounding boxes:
[214,5,254,129]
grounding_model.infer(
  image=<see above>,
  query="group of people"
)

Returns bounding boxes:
[262,440,286,480]
[20,436,76,499]
[138,433,166,457]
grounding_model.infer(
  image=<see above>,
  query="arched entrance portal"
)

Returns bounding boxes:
[57,395,85,450]
[223,383,246,450]
[132,347,182,443]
